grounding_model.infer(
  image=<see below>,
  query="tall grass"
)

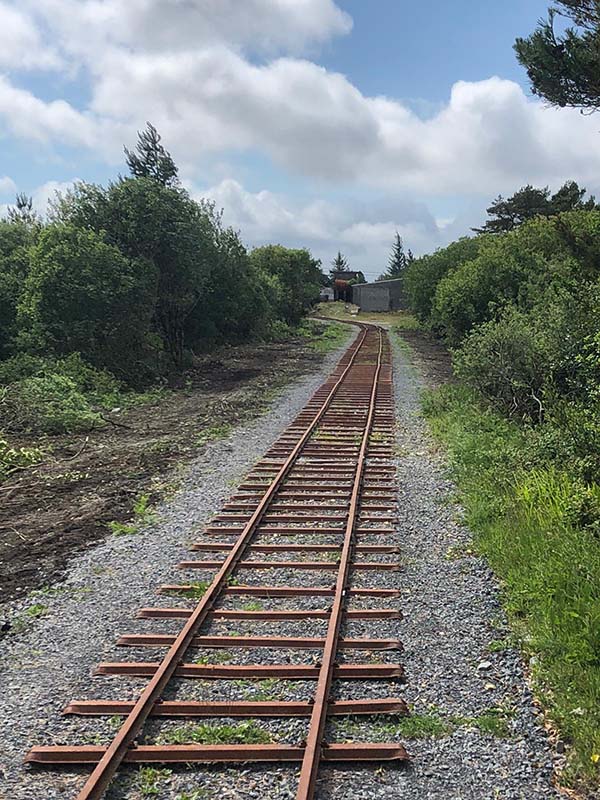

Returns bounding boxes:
[423,385,600,789]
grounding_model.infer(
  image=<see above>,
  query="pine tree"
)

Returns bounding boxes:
[387,232,407,278]
[331,251,349,272]
[515,2,600,112]
[124,122,179,186]
[7,193,39,227]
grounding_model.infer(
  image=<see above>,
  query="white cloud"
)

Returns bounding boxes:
[31,179,79,215]
[23,0,351,58]
[1,0,600,262]
[200,178,448,277]
[0,2,62,70]
[0,176,16,196]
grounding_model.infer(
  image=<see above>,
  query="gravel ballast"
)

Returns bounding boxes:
[0,328,561,799]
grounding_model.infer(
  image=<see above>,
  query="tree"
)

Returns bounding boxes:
[331,251,349,272]
[124,122,179,186]
[53,178,218,367]
[7,194,40,228]
[18,224,157,376]
[250,245,323,326]
[473,186,552,233]
[388,232,408,278]
[473,181,597,233]
[515,2,600,111]
[0,220,34,357]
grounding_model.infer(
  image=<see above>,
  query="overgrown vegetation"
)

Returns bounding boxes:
[401,151,600,789]
[0,124,328,475]
[423,386,600,785]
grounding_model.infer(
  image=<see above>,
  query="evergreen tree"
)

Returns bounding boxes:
[515,2,600,111]
[331,251,349,272]
[7,193,39,227]
[473,181,597,234]
[124,123,179,186]
[388,232,407,278]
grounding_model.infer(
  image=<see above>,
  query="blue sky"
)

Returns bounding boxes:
[0,0,597,279]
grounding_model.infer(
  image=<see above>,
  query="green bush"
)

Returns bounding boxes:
[404,236,482,322]
[453,308,547,421]
[0,373,101,434]
[18,223,157,380]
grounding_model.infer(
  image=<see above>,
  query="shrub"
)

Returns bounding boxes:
[0,373,101,434]
[404,236,483,322]
[453,308,547,421]
[18,223,158,380]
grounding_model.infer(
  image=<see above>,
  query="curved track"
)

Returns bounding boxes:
[26,323,408,799]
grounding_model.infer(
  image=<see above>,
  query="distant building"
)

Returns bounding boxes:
[352,278,405,312]
[330,269,363,302]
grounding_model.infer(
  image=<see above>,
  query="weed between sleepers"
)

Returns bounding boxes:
[158,720,273,745]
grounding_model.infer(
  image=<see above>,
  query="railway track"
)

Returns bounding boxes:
[26,322,408,799]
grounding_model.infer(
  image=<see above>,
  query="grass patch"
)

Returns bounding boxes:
[195,650,232,665]
[171,581,210,599]
[107,492,156,536]
[316,301,420,330]
[422,383,600,789]
[195,424,232,447]
[333,708,513,743]
[298,318,350,354]
[241,600,263,611]
[233,678,282,700]
[9,601,49,633]
[159,721,272,745]
[137,766,172,798]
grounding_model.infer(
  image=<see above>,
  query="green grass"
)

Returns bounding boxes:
[195,650,232,665]
[316,301,420,330]
[422,383,600,790]
[233,678,282,700]
[168,581,210,599]
[195,424,232,447]
[332,709,513,741]
[107,492,156,536]
[159,720,273,745]
[137,766,172,798]
[297,318,351,354]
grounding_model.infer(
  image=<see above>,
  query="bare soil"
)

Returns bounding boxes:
[0,336,331,605]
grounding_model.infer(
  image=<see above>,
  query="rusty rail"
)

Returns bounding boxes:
[26,323,408,798]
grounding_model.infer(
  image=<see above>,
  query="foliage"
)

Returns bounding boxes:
[331,251,349,272]
[249,244,322,326]
[515,2,600,111]
[473,181,597,233]
[1,373,101,434]
[422,384,600,788]
[0,437,44,483]
[377,231,408,282]
[0,353,124,435]
[124,122,179,186]
[403,236,482,322]
[0,220,37,357]
[18,223,156,378]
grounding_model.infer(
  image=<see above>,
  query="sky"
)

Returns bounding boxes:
[0,0,597,280]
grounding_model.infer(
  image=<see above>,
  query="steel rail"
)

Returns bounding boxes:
[67,325,374,800]
[296,327,385,800]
